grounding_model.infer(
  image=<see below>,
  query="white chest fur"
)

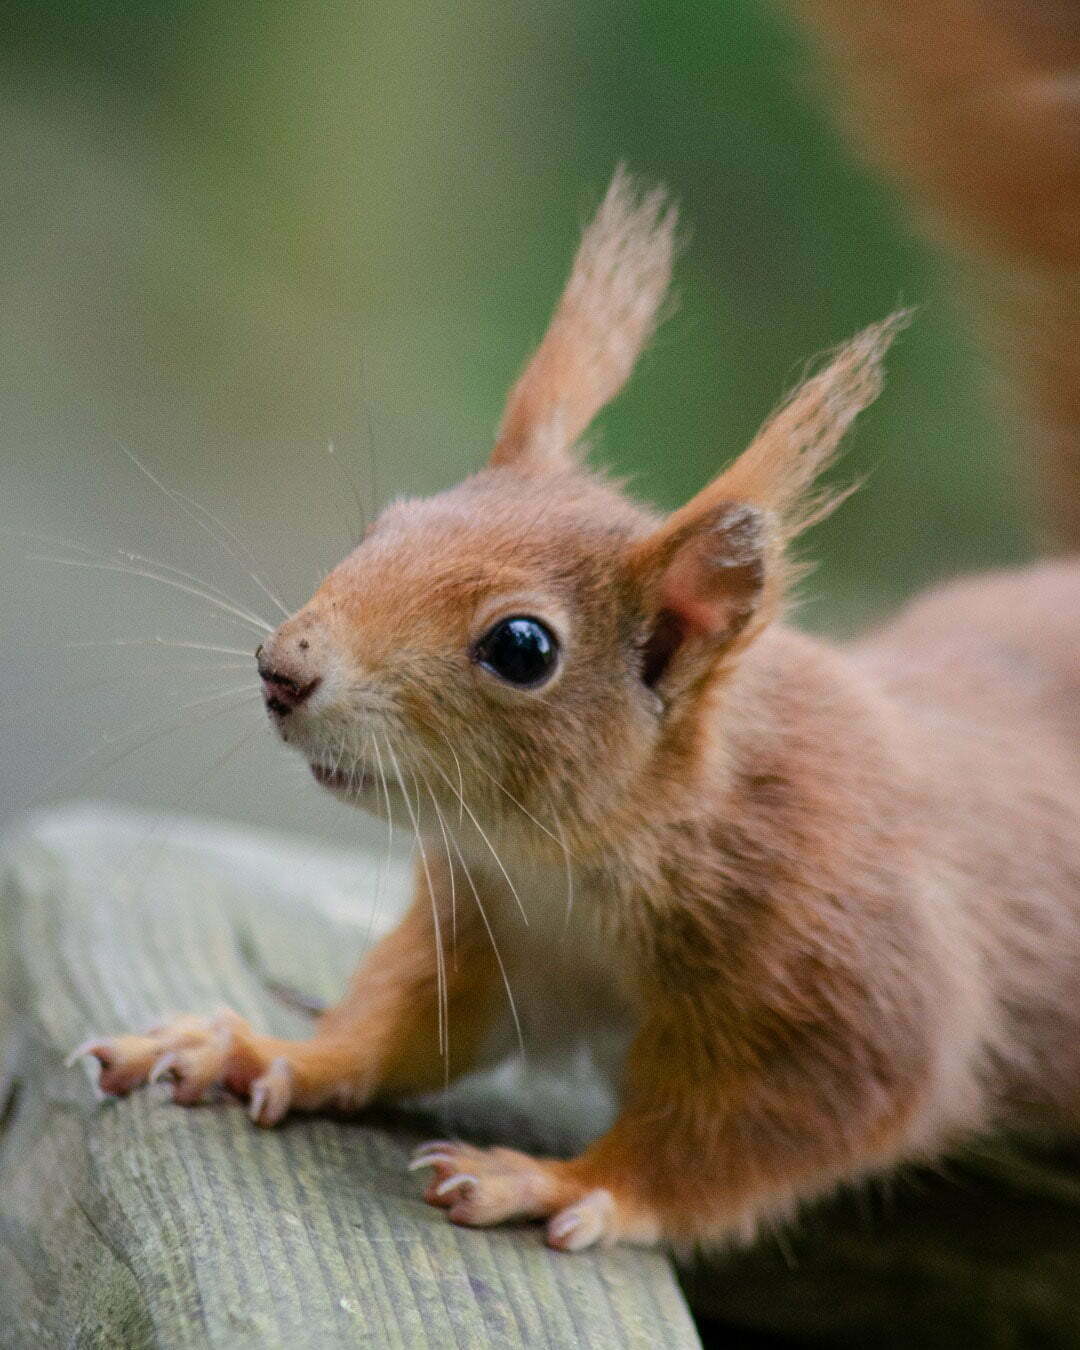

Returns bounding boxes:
[469,854,640,1087]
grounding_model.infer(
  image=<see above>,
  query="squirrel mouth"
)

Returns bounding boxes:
[310,761,376,793]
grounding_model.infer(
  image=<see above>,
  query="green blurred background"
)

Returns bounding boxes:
[1,0,1032,844]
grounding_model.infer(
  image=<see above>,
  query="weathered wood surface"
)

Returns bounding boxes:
[0,806,700,1350]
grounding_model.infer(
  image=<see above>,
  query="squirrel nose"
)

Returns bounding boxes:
[255,642,321,716]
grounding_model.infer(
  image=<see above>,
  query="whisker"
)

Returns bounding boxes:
[115,440,292,622]
[443,805,526,1062]
[168,488,293,622]
[110,720,265,887]
[370,733,394,873]
[357,733,392,956]
[0,663,254,728]
[410,772,452,1094]
[362,401,380,529]
[436,732,576,927]
[456,743,565,848]
[15,528,261,617]
[412,766,451,1071]
[417,749,529,927]
[61,637,252,658]
[342,734,405,991]
[438,734,466,827]
[552,809,576,929]
[414,762,457,960]
[331,729,346,780]
[27,684,261,808]
[382,737,448,1062]
[327,439,369,535]
[27,554,273,635]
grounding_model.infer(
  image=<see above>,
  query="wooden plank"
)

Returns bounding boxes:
[0,806,700,1349]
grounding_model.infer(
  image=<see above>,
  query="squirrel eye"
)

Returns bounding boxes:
[473,616,559,688]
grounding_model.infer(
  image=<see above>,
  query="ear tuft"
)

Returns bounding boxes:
[717,309,913,540]
[491,166,678,475]
[628,312,910,694]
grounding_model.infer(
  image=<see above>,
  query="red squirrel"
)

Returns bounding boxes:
[74,1,1080,1253]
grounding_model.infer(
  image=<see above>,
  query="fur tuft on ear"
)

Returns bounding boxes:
[715,310,912,542]
[629,313,909,692]
[490,167,678,475]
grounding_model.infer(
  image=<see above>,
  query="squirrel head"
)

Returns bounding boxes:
[256,169,906,857]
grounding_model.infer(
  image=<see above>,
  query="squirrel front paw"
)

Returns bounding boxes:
[69,1008,296,1125]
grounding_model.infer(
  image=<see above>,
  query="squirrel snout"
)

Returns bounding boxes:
[255,641,322,716]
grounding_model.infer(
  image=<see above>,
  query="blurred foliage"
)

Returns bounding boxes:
[0,0,1034,832]
[4,0,1033,613]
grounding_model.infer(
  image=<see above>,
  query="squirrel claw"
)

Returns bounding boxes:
[149,1052,179,1084]
[248,1056,293,1127]
[407,1147,460,1173]
[433,1172,479,1202]
[546,1190,614,1252]
[66,1039,109,1070]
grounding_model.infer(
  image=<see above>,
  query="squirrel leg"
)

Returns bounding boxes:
[412,997,921,1251]
[71,1007,378,1124]
[73,863,501,1125]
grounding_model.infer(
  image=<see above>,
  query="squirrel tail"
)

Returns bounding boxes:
[788,0,1080,548]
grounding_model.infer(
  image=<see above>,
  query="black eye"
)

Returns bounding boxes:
[474,616,559,688]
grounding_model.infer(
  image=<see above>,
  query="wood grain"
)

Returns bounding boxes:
[0,806,699,1349]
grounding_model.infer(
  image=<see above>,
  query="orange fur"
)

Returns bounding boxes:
[78,27,1080,1254]
[491,165,676,476]
[789,0,1080,545]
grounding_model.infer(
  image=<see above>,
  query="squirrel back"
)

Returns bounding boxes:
[789,0,1080,546]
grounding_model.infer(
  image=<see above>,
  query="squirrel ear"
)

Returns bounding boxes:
[489,167,677,476]
[629,313,909,692]
[630,501,776,693]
